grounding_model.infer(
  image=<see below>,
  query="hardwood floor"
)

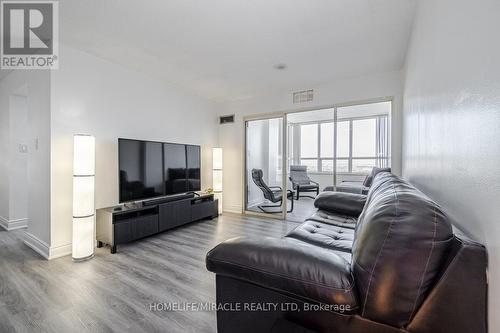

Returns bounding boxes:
[0,214,300,333]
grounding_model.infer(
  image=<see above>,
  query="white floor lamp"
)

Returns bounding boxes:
[72,134,96,261]
[213,148,223,214]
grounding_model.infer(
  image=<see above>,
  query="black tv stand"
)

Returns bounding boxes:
[96,193,218,254]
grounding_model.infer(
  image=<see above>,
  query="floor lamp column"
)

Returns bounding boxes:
[213,148,223,214]
[72,134,96,261]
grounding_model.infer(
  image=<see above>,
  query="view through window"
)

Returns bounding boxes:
[296,101,391,174]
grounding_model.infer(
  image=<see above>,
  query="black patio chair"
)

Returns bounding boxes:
[251,169,294,213]
[289,165,319,200]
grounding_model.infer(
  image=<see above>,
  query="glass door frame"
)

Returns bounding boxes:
[242,97,393,220]
[243,113,287,220]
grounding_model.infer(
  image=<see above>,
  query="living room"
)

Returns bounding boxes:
[0,0,497,332]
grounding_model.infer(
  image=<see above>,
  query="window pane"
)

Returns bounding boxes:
[352,159,376,174]
[300,159,318,172]
[287,124,294,171]
[321,159,333,172]
[377,157,390,168]
[320,123,334,158]
[336,159,349,173]
[300,124,318,158]
[336,121,349,158]
[352,119,376,157]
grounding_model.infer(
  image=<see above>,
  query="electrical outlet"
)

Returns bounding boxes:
[19,144,28,153]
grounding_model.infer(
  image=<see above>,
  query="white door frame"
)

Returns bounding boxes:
[243,113,287,220]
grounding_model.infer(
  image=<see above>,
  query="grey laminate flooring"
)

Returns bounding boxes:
[0,213,299,333]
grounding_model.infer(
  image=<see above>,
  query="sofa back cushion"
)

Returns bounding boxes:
[362,167,391,187]
[314,191,366,217]
[351,172,453,328]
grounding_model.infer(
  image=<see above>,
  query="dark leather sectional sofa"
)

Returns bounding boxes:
[206,172,488,333]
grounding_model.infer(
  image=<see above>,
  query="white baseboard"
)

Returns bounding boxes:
[0,216,28,231]
[49,243,72,259]
[0,216,7,230]
[23,231,50,259]
[2,217,70,259]
[23,232,72,260]
[223,204,243,214]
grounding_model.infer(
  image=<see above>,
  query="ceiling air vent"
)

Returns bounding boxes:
[219,114,235,124]
[293,89,314,104]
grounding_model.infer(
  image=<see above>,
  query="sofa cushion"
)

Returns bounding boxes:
[336,182,368,194]
[286,220,355,253]
[352,172,453,328]
[314,191,367,217]
[206,236,358,314]
[362,167,391,187]
[307,211,358,229]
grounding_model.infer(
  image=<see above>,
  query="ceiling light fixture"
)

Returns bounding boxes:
[273,63,287,70]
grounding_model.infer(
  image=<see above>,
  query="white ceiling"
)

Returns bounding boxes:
[59,0,416,102]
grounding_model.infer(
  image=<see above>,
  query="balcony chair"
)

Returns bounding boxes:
[251,169,294,213]
[289,165,319,200]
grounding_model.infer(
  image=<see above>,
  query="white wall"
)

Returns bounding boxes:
[0,84,9,222]
[219,70,404,213]
[49,45,219,255]
[8,95,28,223]
[402,0,500,331]
[0,70,51,245]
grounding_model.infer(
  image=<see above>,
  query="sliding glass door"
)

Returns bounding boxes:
[244,116,287,218]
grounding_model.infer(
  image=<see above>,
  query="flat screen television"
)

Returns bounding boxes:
[119,138,201,203]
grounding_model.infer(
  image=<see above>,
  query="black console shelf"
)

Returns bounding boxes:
[96,193,218,253]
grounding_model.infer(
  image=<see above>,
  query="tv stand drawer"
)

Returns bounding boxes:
[158,199,192,231]
[114,215,159,245]
[192,200,217,221]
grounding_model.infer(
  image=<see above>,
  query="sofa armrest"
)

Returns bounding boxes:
[206,236,358,313]
[314,191,367,217]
